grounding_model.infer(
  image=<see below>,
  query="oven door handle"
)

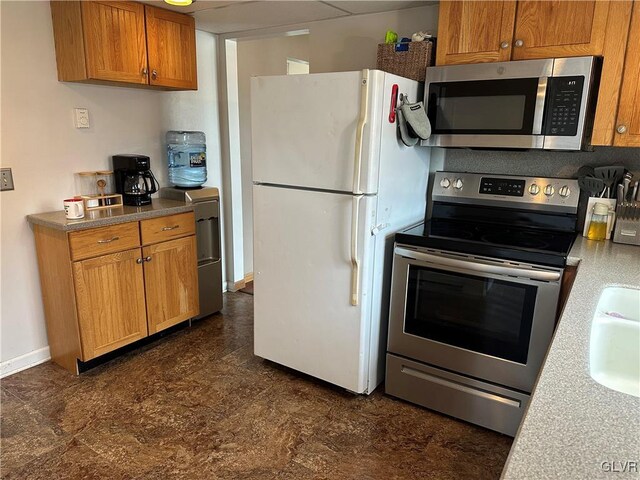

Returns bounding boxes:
[395,247,561,282]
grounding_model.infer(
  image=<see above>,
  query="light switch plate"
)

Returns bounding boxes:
[1,168,15,191]
[74,108,90,129]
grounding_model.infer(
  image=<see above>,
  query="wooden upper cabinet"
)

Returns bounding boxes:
[511,1,610,60]
[50,1,197,90]
[143,236,199,335]
[73,248,148,360]
[614,1,640,147]
[81,1,148,84]
[145,6,198,90]
[436,1,517,65]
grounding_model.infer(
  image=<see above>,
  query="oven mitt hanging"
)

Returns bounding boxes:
[396,96,431,147]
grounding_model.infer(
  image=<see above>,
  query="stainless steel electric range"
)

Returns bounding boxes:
[386,172,579,436]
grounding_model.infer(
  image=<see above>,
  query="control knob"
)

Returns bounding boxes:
[528,183,540,196]
[453,178,464,190]
[544,185,555,197]
[558,185,571,198]
[440,177,451,189]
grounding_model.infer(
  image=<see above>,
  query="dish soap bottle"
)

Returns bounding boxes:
[587,203,609,241]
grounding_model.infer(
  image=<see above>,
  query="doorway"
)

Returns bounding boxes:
[225,30,309,290]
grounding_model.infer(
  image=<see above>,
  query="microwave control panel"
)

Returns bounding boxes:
[543,76,584,136]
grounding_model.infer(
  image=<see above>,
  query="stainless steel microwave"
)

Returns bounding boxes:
[423,56,601,151]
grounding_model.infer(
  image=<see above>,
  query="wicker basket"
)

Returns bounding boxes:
[376,40,434,82]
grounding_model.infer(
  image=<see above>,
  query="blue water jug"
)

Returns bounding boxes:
[167,131,207,187]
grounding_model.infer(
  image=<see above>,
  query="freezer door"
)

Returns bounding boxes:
[253,184,377,393]
[251,71,385,194]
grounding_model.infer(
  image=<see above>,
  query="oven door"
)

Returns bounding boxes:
[388,246,562,393]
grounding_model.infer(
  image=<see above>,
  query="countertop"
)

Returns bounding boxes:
[502,236,640,479]
[26,198,193,232]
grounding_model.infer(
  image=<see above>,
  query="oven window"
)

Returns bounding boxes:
[427,78,539,135]
[404,266,537,364]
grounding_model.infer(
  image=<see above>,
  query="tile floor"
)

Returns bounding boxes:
[1,293,512,479]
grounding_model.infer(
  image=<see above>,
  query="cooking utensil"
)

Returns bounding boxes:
[635,181,640,202]
[594,166,625,198]
[617,184,625,205]
[578,176,604,197]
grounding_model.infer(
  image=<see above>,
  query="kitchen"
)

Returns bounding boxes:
[1,1,639,479]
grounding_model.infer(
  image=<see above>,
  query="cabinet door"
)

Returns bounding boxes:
[81,1,148,84]
[436,1,517,65]
[614,2,640,147]
[511,1,610,60]
[145,6,197,90]
[143,236,199,334]
[73,248,147,360]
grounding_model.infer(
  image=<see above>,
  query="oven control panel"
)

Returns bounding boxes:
[479,178,526,197]
[433,172,579,213]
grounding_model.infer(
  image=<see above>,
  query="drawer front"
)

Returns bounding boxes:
[140,212,195,245]
[385,353,529,437]
[69,222,141,261]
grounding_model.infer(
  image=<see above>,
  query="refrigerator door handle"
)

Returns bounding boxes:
[350,194,364,306]
[352,69,370,195]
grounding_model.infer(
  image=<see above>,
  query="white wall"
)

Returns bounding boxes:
[237,34,309,275]
[224,4,439,73]
[162,30,226,283]
[0,1,222,374]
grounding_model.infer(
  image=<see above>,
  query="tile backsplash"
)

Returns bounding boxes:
[440,147,640,177]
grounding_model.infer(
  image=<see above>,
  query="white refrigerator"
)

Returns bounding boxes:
[251,70,430,394]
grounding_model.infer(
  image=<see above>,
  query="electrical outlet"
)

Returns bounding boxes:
[1,168,15,191]
[74,108,90,129]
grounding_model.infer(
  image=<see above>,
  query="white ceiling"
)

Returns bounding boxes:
[141,1,435,34]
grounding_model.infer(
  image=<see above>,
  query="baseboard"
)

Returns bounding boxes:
[227,273,253,292]
[0,347,51,379]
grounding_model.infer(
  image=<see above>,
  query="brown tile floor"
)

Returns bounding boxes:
[1,293,512,479]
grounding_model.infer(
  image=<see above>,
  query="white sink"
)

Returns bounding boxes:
[589,287,640,397]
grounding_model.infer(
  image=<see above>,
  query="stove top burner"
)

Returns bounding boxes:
[397,219,577,268]
[480,231,550,250]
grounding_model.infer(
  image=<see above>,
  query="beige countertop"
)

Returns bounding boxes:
[502,236,640,479]
[26,198,193,232]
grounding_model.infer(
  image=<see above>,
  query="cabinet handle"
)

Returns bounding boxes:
[144,256,152,262]
[142,68,148,76]
[515,39,524,47]
[97,236,119,244]
[617,124,628,134]
[151,69,158,80]
[161,225,179,231]
[136,258,143,264]
[500,41,510,49]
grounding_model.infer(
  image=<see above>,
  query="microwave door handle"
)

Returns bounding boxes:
[532,77,548,135]
[395,247,561,282]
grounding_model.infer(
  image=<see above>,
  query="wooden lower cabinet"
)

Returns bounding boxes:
[32,213,199,374]
[73,248,148,360]
[144,236,199,334]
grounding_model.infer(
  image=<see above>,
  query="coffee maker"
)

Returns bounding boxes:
[112,154,159,206]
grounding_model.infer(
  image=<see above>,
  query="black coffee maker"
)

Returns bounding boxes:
[112,154,159,206]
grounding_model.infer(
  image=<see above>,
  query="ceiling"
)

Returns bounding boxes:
[141,1,436,34]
